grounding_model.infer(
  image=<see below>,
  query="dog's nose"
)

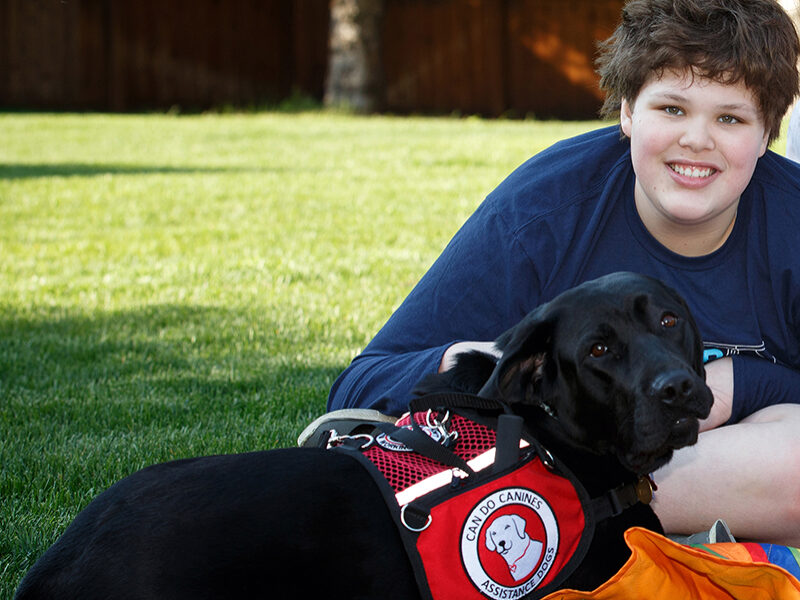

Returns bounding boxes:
[649,370,695,406]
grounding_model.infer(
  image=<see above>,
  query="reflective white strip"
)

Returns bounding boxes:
[395,440,530,506]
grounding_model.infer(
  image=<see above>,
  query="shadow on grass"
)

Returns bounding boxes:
[0,304,343,441]
[0,304,348,598]
[0,163,274,180]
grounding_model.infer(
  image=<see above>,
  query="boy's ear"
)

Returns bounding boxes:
[758,130,769,157]
[620,98,633,138]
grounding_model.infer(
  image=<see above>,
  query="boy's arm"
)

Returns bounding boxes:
[653,359,800,545]
[729,355,800,421]
[701,356,800,430]
[653,403,800,546]
[327,203,535,415]
[327,344,453,415]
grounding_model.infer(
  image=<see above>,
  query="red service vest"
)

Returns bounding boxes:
[331,406,596,600]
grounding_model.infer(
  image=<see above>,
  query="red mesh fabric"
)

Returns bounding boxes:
[363,412,497,493]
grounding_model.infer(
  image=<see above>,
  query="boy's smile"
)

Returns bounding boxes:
[620,69,769,257]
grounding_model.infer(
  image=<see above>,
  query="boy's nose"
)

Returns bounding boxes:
[679,119,716,152]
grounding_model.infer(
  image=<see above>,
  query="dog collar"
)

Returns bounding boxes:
[591,475,656,522]
[538,399,557,419]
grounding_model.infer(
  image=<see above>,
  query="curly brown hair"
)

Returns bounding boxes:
[597,0,800,145]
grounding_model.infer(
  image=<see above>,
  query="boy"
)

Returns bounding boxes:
[328,0,800,545]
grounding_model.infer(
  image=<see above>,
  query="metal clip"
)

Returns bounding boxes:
[425,409,459,447]
[325,429,374,450]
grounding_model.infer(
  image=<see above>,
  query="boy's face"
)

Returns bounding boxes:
[620,68,769,256]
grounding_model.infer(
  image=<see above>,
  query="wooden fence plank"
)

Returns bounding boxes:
[0,0,622,118]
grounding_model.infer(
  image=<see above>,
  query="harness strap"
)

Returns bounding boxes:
[408,392,558,474]
[408,392,512,415]
[411,393,657,524]
[412,395,656,523]
[333,391,654,529]
[379,392,514,479]
[378,422,476,477]
[494,413,524,472]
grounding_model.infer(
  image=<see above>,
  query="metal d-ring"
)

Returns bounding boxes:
[400,504,432,532]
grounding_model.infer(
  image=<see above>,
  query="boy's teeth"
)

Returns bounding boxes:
[671,164,714,178]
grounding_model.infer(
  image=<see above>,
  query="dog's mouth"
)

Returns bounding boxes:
[669,416,699,443]
[617,372,713,474]
[621,413,703,475]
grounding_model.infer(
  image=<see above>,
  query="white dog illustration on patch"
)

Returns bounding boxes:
[485,514,543,581]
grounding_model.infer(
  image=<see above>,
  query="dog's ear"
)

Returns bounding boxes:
[682,299,706,377]
[657,281,706,377]
[485,528,496,552]
[478,307,555,405]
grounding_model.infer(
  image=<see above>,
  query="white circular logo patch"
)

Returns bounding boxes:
[460,487,559,599]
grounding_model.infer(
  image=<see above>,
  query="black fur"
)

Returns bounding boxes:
[15,272,713,599]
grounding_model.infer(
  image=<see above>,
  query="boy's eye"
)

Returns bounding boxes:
[664,106,684,116]
[719,114,740,124]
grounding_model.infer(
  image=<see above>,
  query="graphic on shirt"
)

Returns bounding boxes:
[461,487,558,599]
[703,340,775,364]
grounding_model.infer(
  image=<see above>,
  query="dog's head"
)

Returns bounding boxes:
[485,514,528,556]
[479,272,713,475]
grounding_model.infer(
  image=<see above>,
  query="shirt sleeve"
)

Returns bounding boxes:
[729,355,800,423]
[326,344,453,415]
[327,199,539,415]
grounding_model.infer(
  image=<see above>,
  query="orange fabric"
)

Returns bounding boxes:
[542,527,800,600]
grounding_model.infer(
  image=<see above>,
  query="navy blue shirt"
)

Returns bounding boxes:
[328,126,800,419]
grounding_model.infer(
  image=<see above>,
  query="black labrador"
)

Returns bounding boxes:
[15,272,713,600]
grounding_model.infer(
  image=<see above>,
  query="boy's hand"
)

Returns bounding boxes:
[439,341,502,373]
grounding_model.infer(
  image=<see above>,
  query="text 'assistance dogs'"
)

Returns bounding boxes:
[15,272,713,600]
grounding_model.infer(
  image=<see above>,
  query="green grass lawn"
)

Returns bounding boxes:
[0,110,788,597]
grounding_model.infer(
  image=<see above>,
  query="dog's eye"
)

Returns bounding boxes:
[590,343,608,358]
[661,313,679,328]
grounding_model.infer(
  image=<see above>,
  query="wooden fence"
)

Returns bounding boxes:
[0,0,623,119]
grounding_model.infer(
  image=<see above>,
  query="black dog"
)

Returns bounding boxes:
[413,271,714,591]
[15,272,713,600]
